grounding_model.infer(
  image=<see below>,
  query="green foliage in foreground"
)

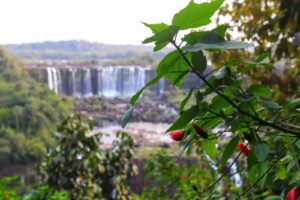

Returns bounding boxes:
[40,115,136,200]
[122,0,300,199]
[0,47,72,163]
[0,176,68,200]
[138,149,215,200]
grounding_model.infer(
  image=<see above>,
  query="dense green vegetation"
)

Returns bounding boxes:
[40,116,136,199]
[0,47,72,164]
[0,117,136,200]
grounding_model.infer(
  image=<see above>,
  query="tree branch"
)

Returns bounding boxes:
[171,40,300,137]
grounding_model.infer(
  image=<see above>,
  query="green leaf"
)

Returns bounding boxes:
[157,50,185,74]
[247,84,272,98]
[259,100,281,109]
[192,51,207,74]
[214,66,228,79]
[167,105,199,132]
[276,165,287,180]
[121,106,133,128]
[254,143,270,162]
[241,52,272,74]
[143,25,179,44]
[179,88,194,113]
[156,50,191,86]
[142,22,168,33]
[283,98,300,109]
[255,52,271,62]
[249,162,268,188]
[264,196,281,200]
[153,41,169,51]
[221,136,239,166]
[172,0,224,30]
[183,25,228,45]
[184,40,251,52]
[296,139,300,150]
[179,133,194,157]
[173,70,189,86]
[211,95,231,111]
[247,151,258,170]
[130,74,163,105]
[203,139,217,160]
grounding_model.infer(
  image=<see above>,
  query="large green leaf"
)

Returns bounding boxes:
[210,95,231,111]
[153,41,169,52]
[283,98,300,109]
[167,105,199,132]
[172,0,224,30]
[221,136,239,166]
[264,196,281,200]
[247,151,258,170]
[184,40,251,52]
[142,22,168,33]
[241,52,272,74]
[192,51,207,74]
[142,23,170,51]
[296,139,300,150]
[276,164,287,180]
[156,50,191,86]
[247,84,272,98]
[259,100,281,110]
[203,139,217,160]
[130,74,163,105]
[143,25,179,44]
[254,143,270,162]
[156,50,184,74]
[121,106,133,128]
[249,162,268,188]
[179,88,194,113]
[183,25,228,45]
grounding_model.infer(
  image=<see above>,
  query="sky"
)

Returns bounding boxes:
[0,0,194,45]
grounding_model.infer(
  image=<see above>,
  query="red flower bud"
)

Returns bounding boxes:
[169,130,184,141]
[237,142,250,156]
[192,123,208,139]
[286,188,298,200]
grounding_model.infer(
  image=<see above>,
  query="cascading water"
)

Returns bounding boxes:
[45,66,164,98]
[47,67,60,94]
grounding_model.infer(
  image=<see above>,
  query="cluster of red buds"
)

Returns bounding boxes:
[169,123,209,142]
[286,188,298,200]
[169,130,184,141]
[169,126,298,199]
[192,123,208,139]
[237,142,250,156]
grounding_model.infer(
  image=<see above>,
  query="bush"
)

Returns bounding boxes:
[39,115,137,200]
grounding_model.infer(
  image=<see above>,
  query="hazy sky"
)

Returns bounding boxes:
[0,0,195,45]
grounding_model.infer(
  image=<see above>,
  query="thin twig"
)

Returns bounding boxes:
[275,113,300,123]
[197,152,242,196]
[238,137,299,198]
[204,66,223,78]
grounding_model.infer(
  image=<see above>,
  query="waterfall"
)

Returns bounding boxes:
[45,66,167,98]
[47,68,53,90]
[46,67,60,94]
[82,68,92,97]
